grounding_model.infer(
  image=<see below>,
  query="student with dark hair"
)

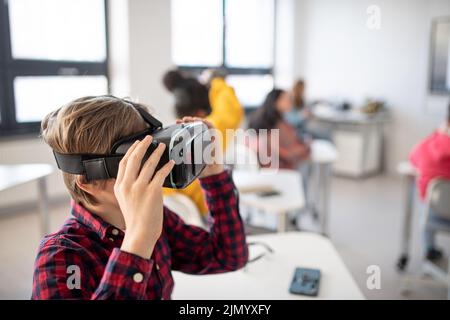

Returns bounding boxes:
[248,89,310,169]
[409,101,450,261]
[163,68,244,145]
[163,70,211,118]
[162,70,186,92]
[172,79,211,118]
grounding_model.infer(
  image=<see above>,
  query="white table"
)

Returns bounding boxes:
[310,140,338,235]
[313,107,389,177]
[232,169,305,232]
[172,232,364,300]
[396,161,417,271]
[0,164,54,236]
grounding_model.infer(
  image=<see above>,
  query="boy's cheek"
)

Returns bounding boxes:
[104,179,119,203]
[105,179,116,192]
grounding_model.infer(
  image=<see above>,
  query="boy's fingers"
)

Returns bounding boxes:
[137,143,166,185]
[116,140,139,183]
[123,135,153,183]
[182,116,195,123]
[178,117,213,129]
[201,119,214,129]
[151,160,175,187]
[189,117,213,129]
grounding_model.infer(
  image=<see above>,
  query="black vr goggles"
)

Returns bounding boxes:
[53,98,212,189]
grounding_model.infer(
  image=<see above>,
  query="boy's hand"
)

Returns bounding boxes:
[115,135,175,259]
[176,116,224,178]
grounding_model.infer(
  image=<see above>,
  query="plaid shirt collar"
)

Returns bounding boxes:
[70,199,114,240]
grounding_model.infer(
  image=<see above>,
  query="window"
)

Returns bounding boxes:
[171,0,223,67]
[171,0,275,108]
[0,0,109,136]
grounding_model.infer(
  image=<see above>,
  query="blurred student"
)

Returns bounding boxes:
[162,69,243,217]
[286,79,331,141]
[163,70,211,118]
[200,69,244,147]
[409,102,450,261]
[248,89,310,169]
[293,79,307,111]
[284,79,311,137]
[163,68,244,150]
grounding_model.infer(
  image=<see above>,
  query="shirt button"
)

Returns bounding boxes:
[156,264,160,271]
[111,229,119,236]
[133,272,144,283]
[108,237,115,242]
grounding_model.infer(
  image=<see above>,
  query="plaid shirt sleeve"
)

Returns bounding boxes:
[164,170,248,274]
[32,239,153,300]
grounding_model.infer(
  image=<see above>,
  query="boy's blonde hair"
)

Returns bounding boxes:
[41,95,149,206]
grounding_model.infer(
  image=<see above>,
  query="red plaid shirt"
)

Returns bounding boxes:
[32,171,248,300]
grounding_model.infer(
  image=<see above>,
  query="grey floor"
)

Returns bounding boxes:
[0,174,448,299]
[324,175,449,299]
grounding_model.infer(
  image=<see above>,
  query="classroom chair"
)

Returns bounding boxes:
[423,178,450,299]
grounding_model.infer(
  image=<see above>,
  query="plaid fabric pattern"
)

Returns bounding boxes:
[31,170,248,300]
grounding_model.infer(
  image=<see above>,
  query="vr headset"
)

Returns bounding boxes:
[53,98,212,189]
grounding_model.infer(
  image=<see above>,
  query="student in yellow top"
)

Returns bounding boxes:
[162,69,244,217]
[200,69,244,150]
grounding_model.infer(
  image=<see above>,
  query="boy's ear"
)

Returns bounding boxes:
[75,176,98,196]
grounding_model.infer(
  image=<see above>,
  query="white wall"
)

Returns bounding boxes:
[0,0,174,209]
[274,0,296,88]
[293,0,450,172]
[109,0,130,97]
[127,0,175,125]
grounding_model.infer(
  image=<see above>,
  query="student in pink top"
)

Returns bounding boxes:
[409,102,450,261]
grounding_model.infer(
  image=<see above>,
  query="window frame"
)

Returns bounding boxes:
[428,17,450,96]
[0,0,110,137]
[176,0,276,109]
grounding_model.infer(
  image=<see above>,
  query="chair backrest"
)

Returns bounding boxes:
[163,193,206,229]
[426,178,450,219]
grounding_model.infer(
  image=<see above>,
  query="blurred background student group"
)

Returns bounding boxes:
[0,0,450,300]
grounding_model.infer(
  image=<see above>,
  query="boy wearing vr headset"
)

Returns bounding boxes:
[31,95,248,299]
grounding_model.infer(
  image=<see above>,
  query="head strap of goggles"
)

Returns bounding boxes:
[52,96,162,181]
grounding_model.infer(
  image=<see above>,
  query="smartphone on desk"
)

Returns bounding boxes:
[289,267,321,297]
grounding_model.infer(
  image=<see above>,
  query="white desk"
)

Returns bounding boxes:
[232,169,305,232]
[396,161,417,271]
[0,164,54,236]
[313,107,389,177]
[172,232,364,300]
[311,139,338,164]
[310,140,338,235]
